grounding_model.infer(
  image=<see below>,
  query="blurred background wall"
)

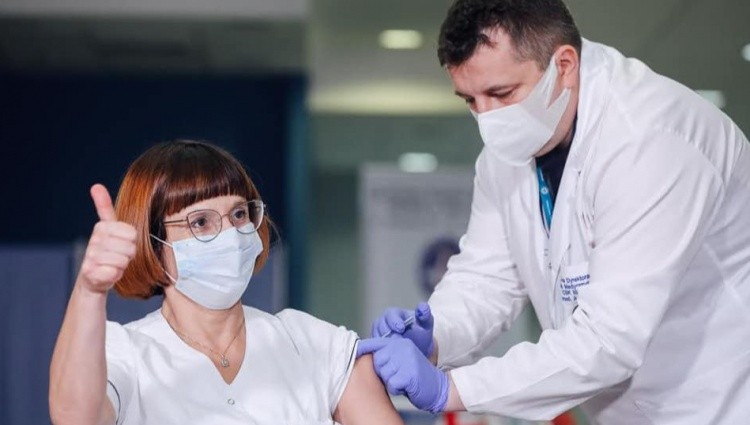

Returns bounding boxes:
[0,0,748,424]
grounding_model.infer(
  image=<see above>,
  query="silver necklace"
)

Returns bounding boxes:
[166,313,246,368]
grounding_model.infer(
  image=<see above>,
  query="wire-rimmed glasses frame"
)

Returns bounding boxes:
[163,199,265,242]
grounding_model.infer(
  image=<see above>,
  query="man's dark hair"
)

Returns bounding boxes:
[438,0,581,70]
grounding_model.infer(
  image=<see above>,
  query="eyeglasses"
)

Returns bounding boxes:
[163,200,265,242]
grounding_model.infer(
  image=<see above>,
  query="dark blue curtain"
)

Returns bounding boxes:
[0,73,299,243]
[0,245,72,425]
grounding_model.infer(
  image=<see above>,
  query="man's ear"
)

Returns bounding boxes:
[555,44,580,90]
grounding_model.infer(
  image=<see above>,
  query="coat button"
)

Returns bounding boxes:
[227,398,235,405]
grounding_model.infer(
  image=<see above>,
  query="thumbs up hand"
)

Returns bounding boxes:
[77,184,137,294]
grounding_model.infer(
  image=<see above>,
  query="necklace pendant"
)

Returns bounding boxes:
[220,356,230,368]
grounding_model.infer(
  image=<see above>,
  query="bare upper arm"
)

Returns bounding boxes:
[101,398,116,425]
[333,354,404,425]
[49,395,115,425]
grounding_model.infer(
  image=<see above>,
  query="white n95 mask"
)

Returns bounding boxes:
[151,225,263,310]
[474,55,571,166]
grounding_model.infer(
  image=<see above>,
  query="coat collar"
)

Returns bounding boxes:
[566,39,613,172]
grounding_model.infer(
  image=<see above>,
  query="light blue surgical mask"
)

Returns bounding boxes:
[151,225,263,310]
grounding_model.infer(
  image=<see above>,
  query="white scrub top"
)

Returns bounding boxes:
[105,306,358,425]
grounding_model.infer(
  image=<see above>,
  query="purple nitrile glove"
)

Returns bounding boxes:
[356,337,448,414]
[370,302,435,358]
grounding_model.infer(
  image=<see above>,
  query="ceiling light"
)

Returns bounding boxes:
[309,81,467,115]
[379,30,423,50]
[742,43,750,62]
[398,153,438,173]
[695,90,726,109]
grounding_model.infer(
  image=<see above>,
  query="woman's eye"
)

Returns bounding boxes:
[190,217,207,228]
[232,208,248,220]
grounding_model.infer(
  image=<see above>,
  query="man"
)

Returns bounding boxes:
[357,0,750,423]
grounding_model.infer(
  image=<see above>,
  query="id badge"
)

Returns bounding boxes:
[553,261,590,326]
[559,261,590,303]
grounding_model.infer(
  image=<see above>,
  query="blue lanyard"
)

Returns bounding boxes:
[536,166,554,236]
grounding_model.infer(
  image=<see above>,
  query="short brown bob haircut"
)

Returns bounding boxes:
[113,140,271,299]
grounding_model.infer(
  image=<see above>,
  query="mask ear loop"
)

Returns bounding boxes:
[150,234,179,285]
[541,55,563,107]
[150,233,173,248]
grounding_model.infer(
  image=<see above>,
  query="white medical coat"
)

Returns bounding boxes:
[105,306,358,425]
[430,39,750,424]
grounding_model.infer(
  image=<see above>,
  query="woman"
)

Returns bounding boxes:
[49,140,404,425]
